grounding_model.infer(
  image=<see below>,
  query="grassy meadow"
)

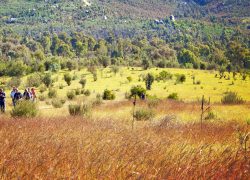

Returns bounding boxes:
[0,67,250,179]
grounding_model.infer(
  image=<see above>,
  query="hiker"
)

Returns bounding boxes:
[31,88,36,102]
[141,93,146,100]
[0,89,6,113]
[13,88,22,106]
[23,89,31,100]
[10,86,16,106]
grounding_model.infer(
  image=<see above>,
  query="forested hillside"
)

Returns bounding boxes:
[0,0,249,76]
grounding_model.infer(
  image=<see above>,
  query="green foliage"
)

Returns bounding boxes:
[134,108,155,121]
[83,89,91,96]
[42,73,52,87]
[130,85,146,98]
[145,73,154,90]
[75,89,81,96]
[38,94,46,101]
[127,76,132,82]
[178,49,200,69]
[79,78,87,88]
[103,89,115,100]
[39,84,47,93]
[11,101,38,118]
[68,103,91,116]
[7,77,22,88]
[26,73,42,87]
[64,73,72,86]
[48,88,57,98]
[176,74,186,83]
[52,98,66,108]
[67,90,76,100]
[156,71,173,81]
[168,93,179,100]
[221,92,244,104]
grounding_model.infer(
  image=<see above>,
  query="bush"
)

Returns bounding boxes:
[67,90,76,100]
[38,94,46,101]
[103,89,115,100]
[79,78,87,88]
[39,84,47,93]
[75,89,81,95]
[64,73,72,86]
[156,71,173,81]
[147,99,160,108]
[52,98,66,108]
[42,73,52,87]
[127,76,132,82]
[26,73,42,87]
[134,108,155,121]
[176,74,186,83]
[48,88,57,98]
[168,93,179,100]
[11,101,38,118]
[59,84,64,89]
[68,103,91,116]
[130,85,146,98]
[145,73,154,90]
[7,77,22,88]
[205,111,216,120]
[83,89,91,96]
[221,92,244,104]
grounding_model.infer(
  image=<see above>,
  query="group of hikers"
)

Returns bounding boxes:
[0,87,36,113]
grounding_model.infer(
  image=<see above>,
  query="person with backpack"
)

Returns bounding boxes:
[13,88,22,106]
[23,89,31,100]
[10,86,16,106]
[31,88,36,102]
[0,88,6,113]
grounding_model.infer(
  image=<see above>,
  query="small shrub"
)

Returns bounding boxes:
[127,76,132,82]
[39,84,47,93]
[134,108,155,121]
[68,103,91,116]
[26,74,42,87]
[67,90,76,100]
[205,111,216,120]
[42,73,52,87]
[59,84,64,89]
[11,101,38,118]
[168,93,179,100]
[7,77,22,88]
[48,88,57,98]
[64,73,72,86]
[145,73,155,90]
[38,94,46,101]
[103,89,115,100]
[147,99,160,108]
[52,98,64,108]
[83,89,91,96]
[75,89,81,95]
[176,74,186,83]
[130,85,146,98]
[196,80,201,85]
[221,92,244,104]
[79,78,87,88]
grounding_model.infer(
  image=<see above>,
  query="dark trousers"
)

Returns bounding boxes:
[0,101,5,112]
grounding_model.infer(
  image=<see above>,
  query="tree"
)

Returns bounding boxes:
[145,73,154,90]
[43,73,52,87]
[64,73,72,86]
[178,49,200,69]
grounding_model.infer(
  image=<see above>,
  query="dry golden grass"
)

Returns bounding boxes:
[0,100,249,179]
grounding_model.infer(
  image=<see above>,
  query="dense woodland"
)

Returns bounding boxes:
[0,0,249,76]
